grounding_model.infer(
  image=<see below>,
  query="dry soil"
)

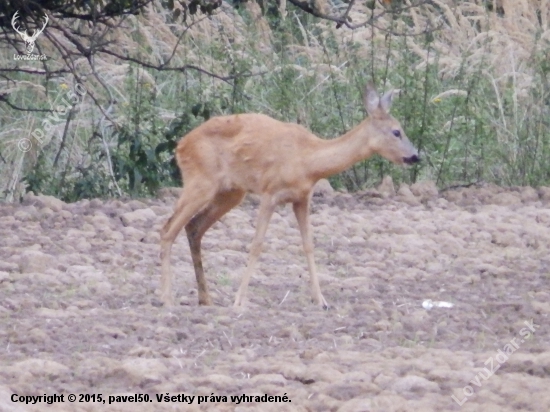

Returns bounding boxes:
[0,181,549,412]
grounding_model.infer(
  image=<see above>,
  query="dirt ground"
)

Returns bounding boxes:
[0,179,549,412]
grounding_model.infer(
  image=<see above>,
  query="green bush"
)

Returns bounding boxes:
[1,1,549,201]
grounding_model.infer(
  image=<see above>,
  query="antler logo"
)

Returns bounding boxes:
[12,11,49,55]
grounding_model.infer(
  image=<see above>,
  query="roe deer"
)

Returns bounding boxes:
[159,82,419,308]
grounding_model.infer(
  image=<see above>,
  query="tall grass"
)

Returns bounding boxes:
[0,0,549,201]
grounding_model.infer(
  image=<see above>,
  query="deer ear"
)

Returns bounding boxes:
[364,82,380,116]
[380,90,395,113]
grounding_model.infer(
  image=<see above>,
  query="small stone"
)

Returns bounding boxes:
[121,209,157,226]
[19,250,55,273]
[377,175,396,198]
[538,186,550,201]
[313,179,335,197]
[114,358,169,386]
[391,375,440,393]
[410,180,438,201]
[397,184,421,206]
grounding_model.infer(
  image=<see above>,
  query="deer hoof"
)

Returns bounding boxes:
[198,296,213,306]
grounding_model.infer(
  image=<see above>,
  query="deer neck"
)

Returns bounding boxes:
[308,120,375,180]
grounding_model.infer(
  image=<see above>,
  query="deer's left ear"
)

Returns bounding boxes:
[364,82,380,116]
[379,90,394,113]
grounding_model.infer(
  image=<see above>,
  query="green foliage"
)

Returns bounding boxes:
[106,64,222,197]
[23,138,117,202]
[3,1,550,201]
[161,0,223,22]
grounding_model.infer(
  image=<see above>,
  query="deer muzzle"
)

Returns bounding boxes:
[403,154,420,165]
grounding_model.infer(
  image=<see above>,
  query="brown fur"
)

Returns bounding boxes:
[159,83,419,307]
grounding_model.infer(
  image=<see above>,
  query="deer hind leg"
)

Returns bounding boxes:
[293,198,328,309]
[185,189,245,306]
[234,195,276,307]
[159,184,216,306]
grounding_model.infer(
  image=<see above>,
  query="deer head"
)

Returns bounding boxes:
[364,82,420,165]
[12,11,49,55]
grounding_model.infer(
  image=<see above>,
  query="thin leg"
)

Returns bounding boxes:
[293,198,328,308]
[234,196,276,307]
[186,190,245,306]
[159,185,215,306]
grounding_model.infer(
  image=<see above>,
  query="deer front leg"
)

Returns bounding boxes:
[234,196,275,307]
[293,198,328,309]
[186,190,245,306]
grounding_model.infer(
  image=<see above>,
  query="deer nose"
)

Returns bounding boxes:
[403,154,420,165]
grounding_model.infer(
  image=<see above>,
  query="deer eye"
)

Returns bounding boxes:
[392,130,401,138]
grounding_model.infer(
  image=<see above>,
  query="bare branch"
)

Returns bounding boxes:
[336,0,356,29]
[0,94,53,113]
[99,49,239,84]
[287,0,439,34]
